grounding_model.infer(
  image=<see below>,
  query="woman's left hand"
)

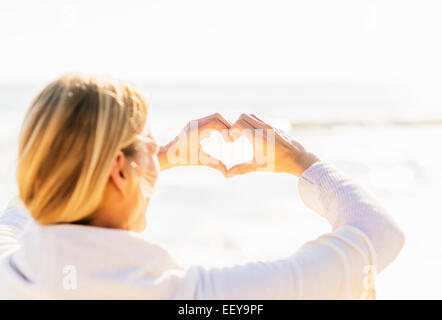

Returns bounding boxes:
[158,113,231,175]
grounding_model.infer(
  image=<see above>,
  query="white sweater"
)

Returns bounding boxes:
[0,162,405,299]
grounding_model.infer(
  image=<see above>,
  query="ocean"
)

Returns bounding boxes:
[1,84,441,299]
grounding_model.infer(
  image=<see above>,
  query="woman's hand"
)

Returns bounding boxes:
[158,113,231,175]
[226,114,320,178]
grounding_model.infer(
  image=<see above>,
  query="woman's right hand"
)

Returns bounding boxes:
[226,114,320,178]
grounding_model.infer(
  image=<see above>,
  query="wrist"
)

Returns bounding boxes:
[292,152,320,177]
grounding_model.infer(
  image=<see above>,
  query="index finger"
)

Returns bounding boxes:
[239,113,272,130]
[198,118,230,142]
[198,113,231,129]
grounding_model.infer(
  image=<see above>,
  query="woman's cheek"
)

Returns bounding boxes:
[139,155,159,198]
[145,155,160,185]
[152,155,160,177]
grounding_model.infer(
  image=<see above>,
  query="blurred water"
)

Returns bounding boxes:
[1,84,441,299]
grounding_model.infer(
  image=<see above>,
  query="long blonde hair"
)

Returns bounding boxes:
[17,74,149,225]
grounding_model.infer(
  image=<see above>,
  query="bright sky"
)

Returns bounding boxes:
[1,0,442,87]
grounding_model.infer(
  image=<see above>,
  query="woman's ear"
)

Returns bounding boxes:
[109,151,128,196]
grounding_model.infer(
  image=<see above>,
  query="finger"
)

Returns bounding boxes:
[240,115,275,150]
[229,119,255,142]
[213,113,232,129]
[198,113,231,130]
[247,114,290,145]
[275,127,293,143]
[198,151,227,176]
[250,114,272,128]
[198,118,230,142]
[239,113,272,130]
[226,161,257,178]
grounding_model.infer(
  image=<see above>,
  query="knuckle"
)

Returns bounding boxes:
[210,118,223,128]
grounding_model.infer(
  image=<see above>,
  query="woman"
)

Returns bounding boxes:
[0,74,404,299]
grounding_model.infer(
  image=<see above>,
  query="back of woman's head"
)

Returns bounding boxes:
[17,74,149,225]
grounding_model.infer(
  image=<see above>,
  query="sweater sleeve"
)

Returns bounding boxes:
[0,197,32,257]
[174,162,405,300]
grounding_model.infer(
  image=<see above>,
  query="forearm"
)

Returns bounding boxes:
[298,161,405,272]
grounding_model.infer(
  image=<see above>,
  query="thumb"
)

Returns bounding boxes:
[226,162,257,178]
[198,151,227,176]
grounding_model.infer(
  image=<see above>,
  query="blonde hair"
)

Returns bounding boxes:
[17,74,149,225]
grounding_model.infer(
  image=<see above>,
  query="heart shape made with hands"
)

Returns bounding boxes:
[200,131,254,169]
